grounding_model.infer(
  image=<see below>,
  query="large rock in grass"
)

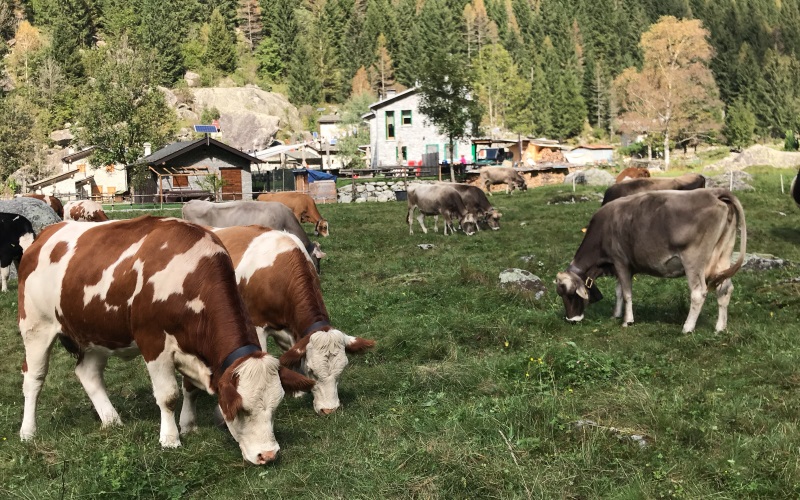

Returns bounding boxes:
[499,268,547,299]
[564,168,615,186]
[706,170,755,191]
[0,197,62,233]
[732,252,787,271]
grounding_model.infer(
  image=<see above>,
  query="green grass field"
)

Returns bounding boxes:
[1,168,798,498]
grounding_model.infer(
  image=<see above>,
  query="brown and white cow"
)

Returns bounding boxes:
[213,226,375,414]
[256,192,330,237]
[22,194,64,219]
[615,167,651,184]
[445,182,502,230]
[602,173,706,205]
[478,166,528,195]
[64,200,109,221]
[556,188,746,333]
[18,216,314,464]
[407,184,477,236]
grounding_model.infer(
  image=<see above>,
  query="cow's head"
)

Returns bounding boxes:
[314,219,329,238]
[555,271,603,322]
[516,178,528,191]
[280,330,375,415]
[485,210,502,231]
[461,213,478,236]
[217,353,314,464]
[309,241,326,260]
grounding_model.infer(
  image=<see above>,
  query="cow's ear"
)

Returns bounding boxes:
[279,366,315,392]
[576,284,589,300]
[344,336,376,354]
[218,372,243,422]
[494,211,503,218]
[555,272,573,293]
[312,242,326,259]
[279,335,311,367]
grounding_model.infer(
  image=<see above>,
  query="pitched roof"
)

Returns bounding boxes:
[368,87,418,111]
[61,146,96,163]
[134,137,263,167]
[319,114,341,124]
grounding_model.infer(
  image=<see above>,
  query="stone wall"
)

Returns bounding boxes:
[337,180,434,203]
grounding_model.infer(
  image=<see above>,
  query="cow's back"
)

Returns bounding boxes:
[449,183,492,213]
[256,192,321,222]
[602,174,705,205]
[23,194,64,219]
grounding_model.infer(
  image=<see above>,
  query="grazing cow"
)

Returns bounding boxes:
[213,226,375,414]
[445,182,502,230]
[256,192,330,237]
[182,200,325,272]
[478,166,528,195]
[22,194,64,219]
[556,189,746,333]
[64,200,109,222]
[18,217,314,464]
[791,169,800,208]
[602,173,706,205]
[0,213,34,292]
[615,167,651,184]
[407,184,477,236]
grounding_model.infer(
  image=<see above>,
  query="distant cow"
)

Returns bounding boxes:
[615,167,651,184]
[64,200,109,221]
[407,184,477,236]
[22,194,64,219]
[602,173,706,205]
[445,183,502,230]
[0,213,34,292]
[478,166,528,195]
[18,217,314,464]
[256,192,330,237]
[182,200,325,272]
[791,169,799,208]
[213,226,375,415]
[556,189,746,333]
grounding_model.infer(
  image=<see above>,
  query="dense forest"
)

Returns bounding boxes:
[2,0,800,182]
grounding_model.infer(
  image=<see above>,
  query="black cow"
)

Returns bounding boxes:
[791,169,799,208]
[0,213,34,292]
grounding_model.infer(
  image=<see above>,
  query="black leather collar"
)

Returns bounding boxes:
[302,320,331,337]
[219,344,261,375]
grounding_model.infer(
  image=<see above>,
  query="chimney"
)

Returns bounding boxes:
[143,142,152,157]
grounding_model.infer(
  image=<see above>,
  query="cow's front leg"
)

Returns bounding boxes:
[433,214,440,233]
[179,379,201,435]
[74,349,122,427]
[407,206,415,234]
[714,278,733,333]
[267,327,295,352]
[145,352,181,448]
[616,270,634,326]
[682,272,708,333]
[613,282,623,318]
[1,265,9,292]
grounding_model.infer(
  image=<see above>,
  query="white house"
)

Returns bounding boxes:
[27,147,128,201]
[318,114,344,142]
[362,88,473,168]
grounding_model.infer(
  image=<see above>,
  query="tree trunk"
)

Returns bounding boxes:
[449,138,456,182]
[664,132,670,171]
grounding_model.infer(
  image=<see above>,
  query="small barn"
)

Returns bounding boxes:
[293,169,338,204]
[128,136,263,203]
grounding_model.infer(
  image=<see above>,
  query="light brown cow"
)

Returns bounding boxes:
[256,192,330,237]
[18,216,314,464]
[22,194,64,219]
[213,226,375,414]
[602,173,706,205]
[615,167,651,183]
[64,200,109,221]
[556,188,746,333]
[478,166,528,195]
[407,184,477,235]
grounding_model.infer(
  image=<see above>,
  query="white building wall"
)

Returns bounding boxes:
[368,93,472,168]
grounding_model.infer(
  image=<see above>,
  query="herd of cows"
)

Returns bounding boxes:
[0,165,796,466]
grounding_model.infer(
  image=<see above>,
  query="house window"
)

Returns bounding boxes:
[401,110,412,126]
[77,163,86,173]
[105,164,115,173]
[401,146,408,161]
[174,175,189,187]
[386,111,395,140]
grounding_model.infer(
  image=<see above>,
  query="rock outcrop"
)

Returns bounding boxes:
[705,145,800,171]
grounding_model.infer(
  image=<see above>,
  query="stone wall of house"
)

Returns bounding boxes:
[337,180,441,203]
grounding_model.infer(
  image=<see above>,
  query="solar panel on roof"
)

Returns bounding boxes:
[193,124,219,133]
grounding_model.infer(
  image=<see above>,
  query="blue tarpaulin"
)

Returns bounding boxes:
[293,169,337,183]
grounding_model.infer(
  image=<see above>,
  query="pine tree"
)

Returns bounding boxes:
[137,0,186,84]
[206,8,237,73]
[288,37,322,105]
[369,33,396,97]
[263,0,298,75]
[351,66,371,96]
[238,0,263,52]
[528,51,552,138]
[50,0,95,82]
[723,99,756,151]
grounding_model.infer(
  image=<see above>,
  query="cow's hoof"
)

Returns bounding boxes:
[160,435,181,448]
[19,429,35,441]
[179,422,197,435]
[100,416,123,428]
[622,322,633,328]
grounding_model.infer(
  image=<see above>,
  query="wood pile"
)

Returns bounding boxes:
[539,148,565,162]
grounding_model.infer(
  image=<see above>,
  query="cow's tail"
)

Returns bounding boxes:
[708,191,747,289]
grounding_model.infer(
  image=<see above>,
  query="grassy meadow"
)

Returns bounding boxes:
[1,167,799,498]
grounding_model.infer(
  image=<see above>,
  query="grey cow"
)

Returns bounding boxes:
[478,166,527,195]
[444,183,502,230]
[182,200,325,272]
[407,184,477,236]
[556,188,746,333]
